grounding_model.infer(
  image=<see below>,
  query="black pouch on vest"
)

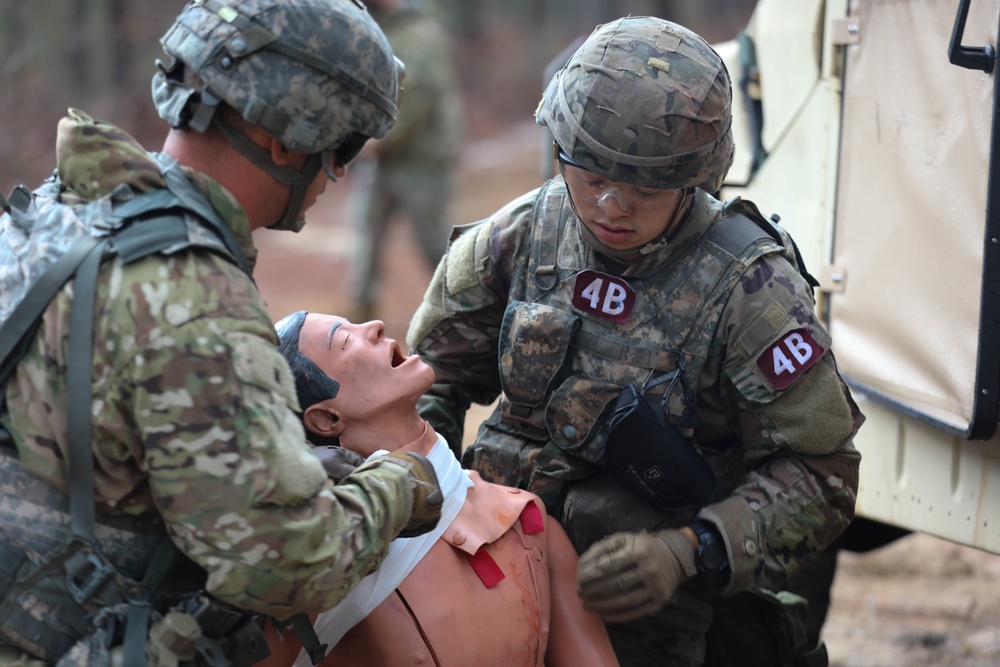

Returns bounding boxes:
[604,372,716,513]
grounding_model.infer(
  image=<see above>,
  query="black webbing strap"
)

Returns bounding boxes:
[0,234,102,403]
[112,214,190,265]
[703,212,771,257]
[66,239,109,543]
[155,154,254,280]
[122,602,152,667]
[121,540,183,667]
[0,172,255,666]
[2,185,32,216]
[290,613,329,665]
[0,176,246,401]
[63,223,196,666]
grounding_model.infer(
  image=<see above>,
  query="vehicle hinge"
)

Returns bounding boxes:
[818,264,847,293]
[830,17,862,46]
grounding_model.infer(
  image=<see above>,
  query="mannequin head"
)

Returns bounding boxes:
[276,311,435,456]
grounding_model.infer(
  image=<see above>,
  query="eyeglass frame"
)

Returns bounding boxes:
[555,147,681,215]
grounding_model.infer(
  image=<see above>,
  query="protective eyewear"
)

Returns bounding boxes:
[321,132,370,180]
[557,149,678,214]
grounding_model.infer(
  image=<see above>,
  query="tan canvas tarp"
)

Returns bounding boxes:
[831,0,996,432]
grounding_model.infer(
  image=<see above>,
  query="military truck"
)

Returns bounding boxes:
[717,0,1000,554]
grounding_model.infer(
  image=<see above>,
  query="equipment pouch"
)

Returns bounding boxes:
[604,372,716,512]
[0,538,129,661]
[704,589,823,667]
[498,300,579,412]
[545,375,620,463]
[562,473,682,553]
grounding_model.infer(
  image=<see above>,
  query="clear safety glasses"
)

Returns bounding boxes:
[321,132,370,180]
[557,150,679,215]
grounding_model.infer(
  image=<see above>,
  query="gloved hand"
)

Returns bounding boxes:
[313,446,366,483]
[576,529,698,623]
[381,451,444,538]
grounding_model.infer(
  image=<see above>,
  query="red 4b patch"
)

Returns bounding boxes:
[571,270,636,323]
[755,327,825,390]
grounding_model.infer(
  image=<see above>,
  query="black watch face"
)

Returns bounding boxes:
[694,524,728,574]
[699,539,727,572]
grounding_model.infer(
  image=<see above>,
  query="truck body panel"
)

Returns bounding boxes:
[722,0,1000,553]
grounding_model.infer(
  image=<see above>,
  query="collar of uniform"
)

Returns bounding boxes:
[54,109,259,272]
[56,108,168,202]
[620,189,723,278]
[178,166,258,273]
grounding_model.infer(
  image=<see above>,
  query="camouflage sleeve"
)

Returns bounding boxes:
[117,254,416,618]
[696,252,863,595]
[407,193,535,453]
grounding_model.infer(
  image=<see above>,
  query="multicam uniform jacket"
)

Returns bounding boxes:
[408,176,863,597]
[0,111,415,627]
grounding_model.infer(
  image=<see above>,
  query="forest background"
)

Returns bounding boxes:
[0,0,756,188]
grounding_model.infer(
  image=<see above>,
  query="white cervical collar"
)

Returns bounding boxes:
[294,435,471,666]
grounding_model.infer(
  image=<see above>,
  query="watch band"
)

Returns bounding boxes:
[691,519,731,590]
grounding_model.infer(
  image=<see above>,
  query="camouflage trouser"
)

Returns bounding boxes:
[606,586,714,667]
[349,157,456,309]
[782,540,840,648]
[606,584,817,667]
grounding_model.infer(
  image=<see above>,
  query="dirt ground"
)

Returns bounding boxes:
[252,122,1000,667]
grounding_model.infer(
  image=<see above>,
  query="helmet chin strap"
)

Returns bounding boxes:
[567,185,693,263]
[214,115,322,233]
[578,222,647,263]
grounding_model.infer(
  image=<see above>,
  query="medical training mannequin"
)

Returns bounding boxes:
[260,310,619,667]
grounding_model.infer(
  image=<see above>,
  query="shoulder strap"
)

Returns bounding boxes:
[2,184,33,215]
[513,178,569,301]
[528,179,567,294]
[703,211,773,257]
[1,175,255,545]
[153,154,254,280]
[0,200,245,407]
[710,202,820,291]
[290,613,329,665]
[66,238,110,543]
[0,233,103,402]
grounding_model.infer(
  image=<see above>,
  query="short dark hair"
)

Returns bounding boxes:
[275,310,342,446]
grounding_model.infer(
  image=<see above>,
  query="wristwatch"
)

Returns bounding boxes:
[691,519,731,590]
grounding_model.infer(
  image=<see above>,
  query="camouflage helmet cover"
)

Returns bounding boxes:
[536,17,735,191]
[153,0,401,154]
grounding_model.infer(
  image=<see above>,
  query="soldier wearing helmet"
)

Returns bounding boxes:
[408,16,862,666]
[0,1,444,664]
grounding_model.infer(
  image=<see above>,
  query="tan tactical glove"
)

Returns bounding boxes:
[381,451,444,538]
[313,446,366,483]
[576,529,698,623]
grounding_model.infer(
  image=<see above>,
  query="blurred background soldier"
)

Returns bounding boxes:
[349,0,464,322]
[0,1,442,664]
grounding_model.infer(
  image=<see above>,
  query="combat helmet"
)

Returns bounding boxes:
[536,17,734,192]
[153,0,402,231]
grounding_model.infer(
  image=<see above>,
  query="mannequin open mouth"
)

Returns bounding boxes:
[390,342,407,368]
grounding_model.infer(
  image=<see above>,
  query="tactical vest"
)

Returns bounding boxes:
[463,179,815,553]
[0,154,270,666]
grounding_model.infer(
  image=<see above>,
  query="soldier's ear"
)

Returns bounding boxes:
[304,401,344,438]
[270,137,293,166]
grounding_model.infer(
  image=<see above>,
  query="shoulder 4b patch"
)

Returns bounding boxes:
[756,327,825,390]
